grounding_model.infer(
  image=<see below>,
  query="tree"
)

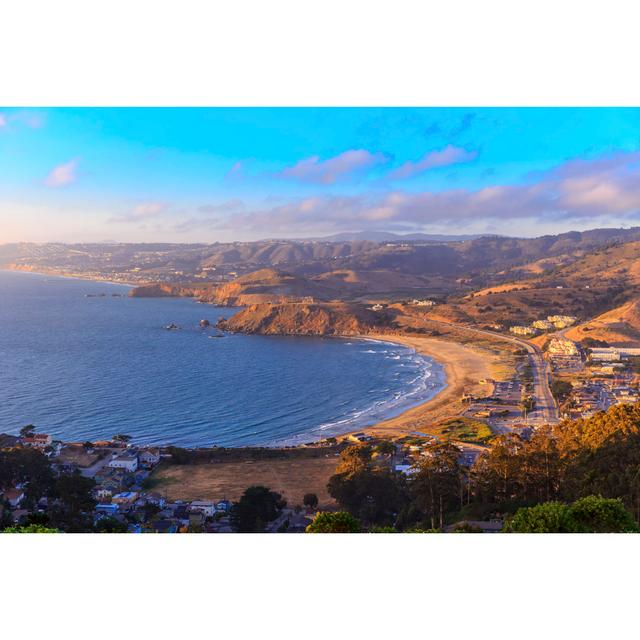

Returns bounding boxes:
[0,447,55,502]
[82,441,94,450]
[328,469,407,527]
[113,434,132,444]
[550,380,573,402]
[306,511,360,533]
[504,501,577,533]
[303,493,318,510]
[375,441,395,456]
[49,472,97,532]
[410,443,463,529]
[2,524,60,533]
[94,516,128,533]
[335,445,372,475]
[504,496,639,533]
[569,495,638,533]
[19,424,36,438]
[230,485,285,533]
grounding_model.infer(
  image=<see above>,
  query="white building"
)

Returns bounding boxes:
[189,501,217,518]
[589,348,622,362]
[108,452,139,472]
[412,299,436,307]
[510,325,537,336]
[139,448,161,467]
[532,319,554,330]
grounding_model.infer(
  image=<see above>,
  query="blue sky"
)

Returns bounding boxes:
[1,107,640,242]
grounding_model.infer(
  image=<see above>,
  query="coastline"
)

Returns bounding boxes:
[2,268,494,447]
[339,333,496,441]
[1,266,140,287]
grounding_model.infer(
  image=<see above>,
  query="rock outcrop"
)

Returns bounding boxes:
[217,302,387,336]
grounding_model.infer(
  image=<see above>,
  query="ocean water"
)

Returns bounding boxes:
[0,270,446,447]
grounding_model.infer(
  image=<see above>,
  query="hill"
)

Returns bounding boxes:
[565,299,640,346]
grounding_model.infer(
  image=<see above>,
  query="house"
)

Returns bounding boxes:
[547,338,579,356]
[108,451,139,472]
[370,303,384,311]
[589,348,622,362]
[145,492,166,508]
[95,488,113,502]
[216,500,232,513]
[150,519,178,533]
[547,315,577,328]
[189,500,217,518]
[22,433,52,449]
[412,299,436,307]
[138,448,161,467]
[532,319,554,330]
[395,464,417,475]
[509,325,537,336]
[95,503,119,515]
[112,491,139,506]
[2,488,25,508]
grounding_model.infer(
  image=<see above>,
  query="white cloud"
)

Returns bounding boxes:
[109,201,168,224]
[389,145,478,180]
[216,151,640,234]
[0,113,7,128]
[44,160,77,187]
[280,149,388,184]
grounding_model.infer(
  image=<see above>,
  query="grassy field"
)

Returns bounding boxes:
[432,417,494,445]
[147,456,339,509]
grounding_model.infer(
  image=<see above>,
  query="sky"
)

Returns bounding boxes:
[1,107,640,243]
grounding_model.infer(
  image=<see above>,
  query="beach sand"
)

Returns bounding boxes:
[355,333,505,439]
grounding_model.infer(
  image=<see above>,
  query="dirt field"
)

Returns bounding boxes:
[149,456,339,509]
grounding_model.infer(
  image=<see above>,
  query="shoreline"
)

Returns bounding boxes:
[1,266,140,287]
[2,268,494,448]
[339,333,496,441]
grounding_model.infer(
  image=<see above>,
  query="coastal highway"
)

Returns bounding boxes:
[424,319,559,425]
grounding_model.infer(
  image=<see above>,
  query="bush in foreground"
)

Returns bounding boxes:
[306,511,360,533]
[504,496,639,533]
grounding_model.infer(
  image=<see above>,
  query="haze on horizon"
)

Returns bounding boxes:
[2,107,640,244]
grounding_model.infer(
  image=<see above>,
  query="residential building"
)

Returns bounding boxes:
[509,325,537,336]
[189,500,217,518]
[2,488,25,508]
[108,451,139,472]
[532,319,554,330]
[22,433,52,449]
[112,491,139,506]
[412,299,436,307]
[138,448,161,467]
[547,338,579,356]
[547,315,577,328]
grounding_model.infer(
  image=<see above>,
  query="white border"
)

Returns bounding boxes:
[1,0,640,106]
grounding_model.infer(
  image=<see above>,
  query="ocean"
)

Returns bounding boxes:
[0,270,446,447]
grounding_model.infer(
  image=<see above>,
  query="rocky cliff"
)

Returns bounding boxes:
[216,302,387,336]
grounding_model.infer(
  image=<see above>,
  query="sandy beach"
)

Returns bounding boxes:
[354,333,502,439]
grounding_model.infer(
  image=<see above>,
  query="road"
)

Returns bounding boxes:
[425,319,559,425]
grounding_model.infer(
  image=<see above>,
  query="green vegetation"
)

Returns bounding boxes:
[3,524,60,533]
[306,511,360,533]
[505,496,638,533]
[438,417,493,444]
[230,485,286,533]
[94,517,128,533]
[550,379,573,402]
[324,404,640,532]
